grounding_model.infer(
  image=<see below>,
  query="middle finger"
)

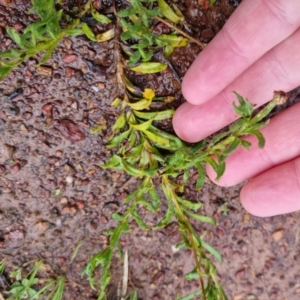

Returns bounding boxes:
[173,27,300,143]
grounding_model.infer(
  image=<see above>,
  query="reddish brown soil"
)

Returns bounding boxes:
[0,1,300,300]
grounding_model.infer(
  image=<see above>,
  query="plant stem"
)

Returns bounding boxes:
[155,16,206,48]
[163,176,207,300]
[124,0,206,48]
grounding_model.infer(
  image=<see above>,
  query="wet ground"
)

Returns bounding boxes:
[1,0,300,299]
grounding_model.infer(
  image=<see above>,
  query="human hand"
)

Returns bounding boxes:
[172,0,300,217]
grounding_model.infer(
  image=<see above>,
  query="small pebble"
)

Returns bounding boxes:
[272,229,284,242]
[66,176,73,184]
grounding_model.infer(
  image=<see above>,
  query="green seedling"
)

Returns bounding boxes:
[4,260,65,300]
[118,0,190,66]
[219,202,229,216]
[0,0,113,79]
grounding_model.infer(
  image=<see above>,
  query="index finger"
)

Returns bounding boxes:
[183,0,300,105]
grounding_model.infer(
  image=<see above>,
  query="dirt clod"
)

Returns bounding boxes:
[42,103,53,116]
[272,229,284,242]
[11,163,21,172]
[35,220,50,233]
[62,54,78,64]
[58,119,85,142]
[37,66,53,77]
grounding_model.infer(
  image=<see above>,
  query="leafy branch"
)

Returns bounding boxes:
[84,61,287,298]
[118,0,205,67]
[0,0,114,79]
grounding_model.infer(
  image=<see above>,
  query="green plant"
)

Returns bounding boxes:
[0,0,114,79]
[219,202,229,216]
[0,0,201,80]
[117,0,190,66]
[0,0,286,299]
[82,73,286,299]
[0,259,6,274]
[4,260,65,300]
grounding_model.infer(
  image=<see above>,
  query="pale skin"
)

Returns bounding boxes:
[172,0,300,217]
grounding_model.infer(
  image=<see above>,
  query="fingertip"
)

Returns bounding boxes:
[240,158,300,217]
[240,183,266,217]
[182,72,203,105]
[240,180,278,217]
[172,102,201,143]
[205,161,241,187]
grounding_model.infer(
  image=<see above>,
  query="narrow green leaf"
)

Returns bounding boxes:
[134,109,174,121]
[148,187,160,210]
[158,0,183,23]
[246,129,266,148]
[130,62,167,74]
[139,148,149,168]
[131,118,153,131]
[229,118,247,133]
[155,184,175,228]
[183,169,189,184]
[206,157,226,180]
[156,34,189,47]
[81,23,97,41]
[126,98,152,110]
[6,28,24,48]
[111,98,121,107]
[38,42,58,66]
[191,139,207,154]
[129,290,138,300]
[107,129,131,148]
[96,28,115,42]
[120,158,157,177]
[195,163,205,190]
[112,113,126,131]
[216,161,226,180]
[89,124,106,135]
[232,91,253,118]
[70,241,82,263]
[132,211,149,230]
[138,198,156,212]
[0,49,22,58]
[240,139,252,149]
[184,209,216,225]
[0,66,14,79]
[143,129,170,148]
[128,50,142,66]
[208,131,229,147]
[177,198,202,211]
[185,267,199,280]
[163,44,174,57]
[65,28,83,36]
[112,212,124,221]
[101,155,121,169]
[148,126,183,150]
[91,10,111,24]
[222,137,241,158]
[117,7,136,18]
[0,259,6,273]
[205,156,219,174]
[201,239,222,262]
[143,140,164,162]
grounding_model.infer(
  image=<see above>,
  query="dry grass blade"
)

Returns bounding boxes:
[121,249,129,299]
[69,240,83,263]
